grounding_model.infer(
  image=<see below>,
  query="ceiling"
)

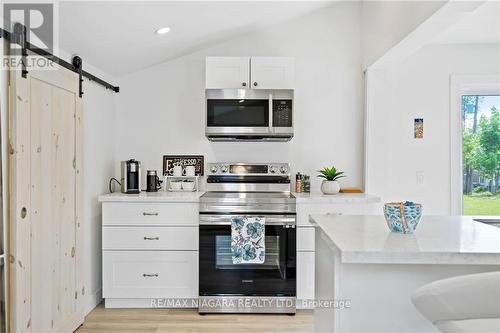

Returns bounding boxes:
[59,1,335,76]
[432,1,500,44]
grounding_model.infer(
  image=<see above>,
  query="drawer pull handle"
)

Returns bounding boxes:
[143,273,159,277]
[143,212,159,216]
[143,236,159,241]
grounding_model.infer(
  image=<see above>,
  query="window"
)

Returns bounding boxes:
[461,95,500,216]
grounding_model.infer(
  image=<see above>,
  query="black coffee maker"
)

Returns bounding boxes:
[121,159,141,193]
[146,170,162,192]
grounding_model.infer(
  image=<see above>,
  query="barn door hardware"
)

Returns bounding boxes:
[72,56,84,97]
[0,25,119,95]
[12,23,28,78]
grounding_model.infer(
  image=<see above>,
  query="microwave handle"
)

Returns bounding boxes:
[268,93,273,131]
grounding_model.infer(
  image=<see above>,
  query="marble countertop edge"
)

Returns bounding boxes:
[310,214,500,265]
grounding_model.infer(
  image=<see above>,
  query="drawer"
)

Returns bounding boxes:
[297,203,378,226]
[103,251,198,299]
[102,226,198,250]
[102,202,198,226]
[297,227,315,251]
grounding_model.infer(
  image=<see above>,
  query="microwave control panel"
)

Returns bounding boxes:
[272,99,293,127]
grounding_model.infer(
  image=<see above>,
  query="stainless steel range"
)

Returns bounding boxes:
[199,163,296,314]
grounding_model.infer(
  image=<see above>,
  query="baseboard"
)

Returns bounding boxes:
[103,298,312,309]
[105,298,197,308]
[85,288,103,315]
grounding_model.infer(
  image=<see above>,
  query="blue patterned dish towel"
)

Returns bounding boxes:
[231,217,265,264]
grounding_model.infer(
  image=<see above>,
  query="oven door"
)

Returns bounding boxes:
[206,99,271,136]
[199,214,296,297]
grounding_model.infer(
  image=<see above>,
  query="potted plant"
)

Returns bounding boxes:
[318,166,345,194]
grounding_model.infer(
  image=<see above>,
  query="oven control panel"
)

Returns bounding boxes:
[208,163,290,176]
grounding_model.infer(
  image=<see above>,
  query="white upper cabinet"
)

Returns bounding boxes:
[205,56,294,90]
[205,57,250,89]
[250,57,295,90]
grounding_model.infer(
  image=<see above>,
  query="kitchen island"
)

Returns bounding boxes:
[310,215,500,333]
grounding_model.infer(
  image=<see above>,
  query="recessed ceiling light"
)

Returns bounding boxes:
[155,27,171,35]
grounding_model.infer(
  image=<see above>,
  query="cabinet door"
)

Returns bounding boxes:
[297,252,315,301]
[297,227,315,251]
[206,57,250,89]
[250,57,295,89]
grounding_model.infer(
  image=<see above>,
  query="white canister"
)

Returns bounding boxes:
[170,165,183,177]
[184,165,196,177]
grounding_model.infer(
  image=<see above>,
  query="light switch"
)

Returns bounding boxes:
[416,171,424,185]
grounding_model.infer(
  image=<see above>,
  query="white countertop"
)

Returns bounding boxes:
[98,191,204,203]
[293,192,380,204]
[310,214,500,265]
[98,191,380,204]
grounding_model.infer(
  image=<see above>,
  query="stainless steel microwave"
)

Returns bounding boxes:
[205,89,294,141]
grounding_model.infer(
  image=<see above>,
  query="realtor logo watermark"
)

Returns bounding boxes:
[2,2,58,70]
[150,298,352,310]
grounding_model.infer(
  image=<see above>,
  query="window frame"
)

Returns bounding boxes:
[450,75,500,216]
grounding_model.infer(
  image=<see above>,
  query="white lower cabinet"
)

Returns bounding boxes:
[297,227,315,308]
[103,251,198,299]
[297,252,315,303]
[297,227,315,252]
[101,201,199,308]
[296,200,379,306]
[100,198,378,309]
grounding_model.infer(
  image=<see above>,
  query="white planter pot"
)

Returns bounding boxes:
[321,180,340,195]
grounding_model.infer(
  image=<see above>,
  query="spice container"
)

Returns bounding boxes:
[295,173,302,193]
[304,175,311,193]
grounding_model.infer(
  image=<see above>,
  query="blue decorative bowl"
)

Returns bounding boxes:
[383,202,422,234]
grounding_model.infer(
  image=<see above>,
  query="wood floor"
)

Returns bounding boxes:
[76,304,314,333]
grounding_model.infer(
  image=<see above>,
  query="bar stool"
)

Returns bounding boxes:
[411,271,500,332]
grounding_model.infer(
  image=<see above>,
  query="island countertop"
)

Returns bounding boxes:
[309,214,500,265]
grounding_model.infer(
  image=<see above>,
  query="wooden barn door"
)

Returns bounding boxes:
[8,58,84,333]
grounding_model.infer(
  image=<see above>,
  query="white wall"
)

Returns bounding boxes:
[115,2,363,192]
[361,0,445,68]
[365,43,500,214]
[80,70,116,314]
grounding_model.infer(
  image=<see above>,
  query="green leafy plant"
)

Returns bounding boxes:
[317,166,346,181]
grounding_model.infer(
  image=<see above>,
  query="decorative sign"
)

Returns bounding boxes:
[414,118,423,139]
[163,155,204,176]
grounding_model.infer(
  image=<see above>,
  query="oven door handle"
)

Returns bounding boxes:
[199,215,296,226]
